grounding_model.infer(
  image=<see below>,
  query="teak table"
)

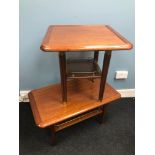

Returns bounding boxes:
[28,25,133,144]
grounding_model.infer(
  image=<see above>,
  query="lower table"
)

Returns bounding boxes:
[28,79,121,144]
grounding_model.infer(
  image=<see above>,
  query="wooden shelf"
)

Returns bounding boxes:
[28,79,121,128]
[67,58,101,79]
[54,108,103,132]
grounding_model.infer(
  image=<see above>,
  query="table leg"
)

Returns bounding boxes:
[90,51,99,82]
[59,52,67,103]
[94,51,99,63]
[98,106,105,124]
[50,126,57,145]
[99,51,112,101]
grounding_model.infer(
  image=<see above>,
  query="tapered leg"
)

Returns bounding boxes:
[99,51,112,101]
[89,51,99,83]
[94,51,99,63]
[50,126,57,145]
[59,52,67,103]
[98,106,105,124]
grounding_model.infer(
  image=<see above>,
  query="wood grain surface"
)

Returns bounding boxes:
[28,79,121,128]
[40,25,133,52]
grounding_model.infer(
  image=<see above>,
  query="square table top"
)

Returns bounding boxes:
[40,25,133,52]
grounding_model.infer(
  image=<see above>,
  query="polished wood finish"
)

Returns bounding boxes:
[99,51,112,101]
[28,79,121,128]
[40,25,133,52]
[29,24,132,144]
[59,52,67,102]
[40,25,133,103]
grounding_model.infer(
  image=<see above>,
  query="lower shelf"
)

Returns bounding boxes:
[28,79,121,128]
[54,108,103,132]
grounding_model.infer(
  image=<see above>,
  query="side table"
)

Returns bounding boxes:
[28,25,133,144]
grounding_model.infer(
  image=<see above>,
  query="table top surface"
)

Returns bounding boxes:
[28,79,121,128]
[40,25,133,52]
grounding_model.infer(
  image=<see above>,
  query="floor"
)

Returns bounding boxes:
[19,98,135,155]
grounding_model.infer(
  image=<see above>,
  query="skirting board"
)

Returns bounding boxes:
[19,89,135,102]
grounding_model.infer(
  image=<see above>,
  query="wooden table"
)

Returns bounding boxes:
[28,25,133,144]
